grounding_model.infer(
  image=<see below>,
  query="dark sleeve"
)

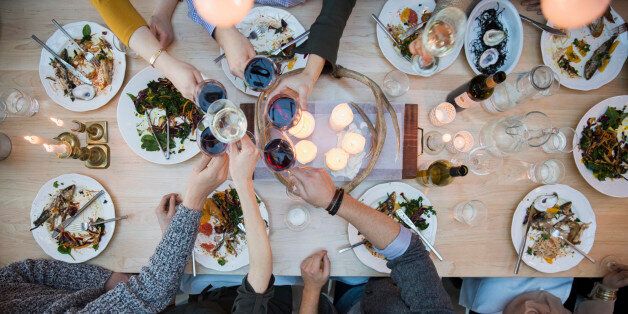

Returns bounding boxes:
[0,259,111,291]
[231,275,276,313]
[294,0,357,65]
[386,235,454,312]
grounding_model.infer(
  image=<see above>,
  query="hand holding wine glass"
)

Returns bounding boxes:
[226,135,259,186]
[290,167,336,208]
[183,154,229,210]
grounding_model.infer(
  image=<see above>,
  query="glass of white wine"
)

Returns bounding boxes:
[207,99,247,144]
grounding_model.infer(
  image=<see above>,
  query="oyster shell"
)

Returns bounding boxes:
[483,29,506,46]
[479,48,499,68]
[72,84,96,101]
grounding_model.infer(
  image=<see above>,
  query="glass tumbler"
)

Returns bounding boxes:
[542,127,575,153]
[382,70,410,97]
[0,132,11,161]
[0,88,39,120]
[528,159,565,184]
[453,200,487,226]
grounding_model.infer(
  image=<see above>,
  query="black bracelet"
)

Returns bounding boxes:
[325,188,344,216]
[325,188,342,213]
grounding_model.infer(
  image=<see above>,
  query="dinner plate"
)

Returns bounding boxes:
[511,184,596,273]
[193,181,269,272]
[117,66,200,165]
[464,0,523,75]
[220,6,308,96]
[348,182,437,274]
[540,8,627,91]
[30,173,116,263]
[572,95,628,197]
[38,21,126,112]
[377,0,461,77]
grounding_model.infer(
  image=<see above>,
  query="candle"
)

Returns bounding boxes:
[341,132,366,155]
[288,111,316,139]
[325,148,349,171]
[294,140,317,164]
[429,102,456,126]
[329,103,354,131]
[446,131,474,153]
[285,206,310,231]
[44,143,70,157]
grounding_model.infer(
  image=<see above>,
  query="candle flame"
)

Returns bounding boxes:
[49,117,64,127]
[24,135,41,144]
[43,143,55,152]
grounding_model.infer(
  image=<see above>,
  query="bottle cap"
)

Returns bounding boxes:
[450,165,469,177]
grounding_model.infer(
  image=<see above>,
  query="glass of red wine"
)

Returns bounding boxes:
[262,131,301,199]
[267,89,302,130]
[243,56,280,92]
[194,79,228,114]
[196,114,228,156]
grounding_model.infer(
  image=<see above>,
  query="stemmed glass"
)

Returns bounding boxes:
[411,7,467,76]
[262,131,301,199]
[243,55,280,92]
[194,79,228,114]
[451,146,504,175]
[266,88,302,130]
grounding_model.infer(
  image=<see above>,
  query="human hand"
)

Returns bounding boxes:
[602,263,628,290]
[226,135,259,186]
[149,14,174,49]
[300,250,330,292]
[105,272,131,291]
[155,193,182,233]
[266,54,325,109]
[183,154,229,210]
[214,27,256,78]
[155,53,203,101]
[290,167,336,208]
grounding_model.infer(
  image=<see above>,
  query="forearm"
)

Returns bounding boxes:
[337,194,400,249]
[574,299,615,314]
[0,259,111,290]
[301,54,325,83]
[154,0,179,20]
[90,0,147,46]
[299,287,320,314]
[235,180,272,293]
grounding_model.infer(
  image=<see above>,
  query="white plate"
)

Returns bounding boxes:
[30,173,115,263]
[464,0,523,75]
[221,6,308,96]
[572,95,628,197]
[511,184,596,273]
[377,0,461,77]
[117,67,200,165]
[38,21,126,112]
[193,181,269,271]
[348,182,437,273]
[540,8,627,91]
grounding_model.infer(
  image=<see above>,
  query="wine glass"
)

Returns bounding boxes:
[243,55,280,92]
[196,114,228,156]
[194,79,228,114]
[411,7,467,76]
[262,131,301,199]
[453,146,504,175]
[266,89,302,130]
[206,99,247,144]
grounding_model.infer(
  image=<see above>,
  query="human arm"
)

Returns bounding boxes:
[299,250,331,314]
[0,259,112,291]
[149,0,180,48]
[573,264,628,314]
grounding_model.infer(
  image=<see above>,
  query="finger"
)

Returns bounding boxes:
[175,193,183,204]
[297,88,308,109]
[267,80,288,103]
[322,252,330,276]
[226,142,238,157]
[193,154,212,173]
[192,69,204,85]
[168,194,177,215]
[158,194,170,211]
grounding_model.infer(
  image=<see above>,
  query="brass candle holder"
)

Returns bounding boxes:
[54,132,110,169]
[72,120,108,144]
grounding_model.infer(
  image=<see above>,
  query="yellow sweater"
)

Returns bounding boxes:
[90,0,147,45]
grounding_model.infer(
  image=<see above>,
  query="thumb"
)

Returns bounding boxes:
[323,252,330,276]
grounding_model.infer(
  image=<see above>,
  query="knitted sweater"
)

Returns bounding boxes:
[0,205,200,313]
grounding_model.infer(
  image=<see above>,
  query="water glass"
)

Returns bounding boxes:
[528,159,565,184]
[285,205,311,231]
[0,132,11,161]
[459,146,504,175]
[424,130,451,155]
[382,70,410,97]
[0,88,39,121]
[112,36,140,58]
[453,200,487,226]
[542,127,575,153]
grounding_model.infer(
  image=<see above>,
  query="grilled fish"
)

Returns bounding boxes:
[584,35,617,80]
[30,184,75,231]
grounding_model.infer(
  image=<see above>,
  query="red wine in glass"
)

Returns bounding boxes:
[194,80,227,114]
[244,56,278,92]
[268,94,301,130]
[263,138,296,172]
[197,127,227,156]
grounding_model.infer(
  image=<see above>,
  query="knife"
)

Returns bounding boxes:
[395,207,443,261]
[31,35,93,85]
[144,111,169,160]
[270,30,310,56]
[51,19,100,66]
[514,205,537,274]
[338,239,367,253]
[165,110,170,160]
[399,20,428,41]
[371,14,401,45]
[52,190,104,238]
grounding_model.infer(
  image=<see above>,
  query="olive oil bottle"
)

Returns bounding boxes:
[416,160,468,187]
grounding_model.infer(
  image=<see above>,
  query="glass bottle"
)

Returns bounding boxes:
[446,71,506,112]
[416,160,468,187]
[482,65,560,113]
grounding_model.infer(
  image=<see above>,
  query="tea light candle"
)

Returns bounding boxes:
[329,103,354,131]
[43,143,70,157]
[446,131,474,153]
[429,102,456,126]
[289,111,315,139]
[341,132,366,155]
[325,148,349,171]
[295,140,317,164]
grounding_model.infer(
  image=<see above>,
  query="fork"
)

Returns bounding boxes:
[370,14,412,62]
[66,215,129,232]
[550,228,595,263]
[51,19,100,67]
[610,23,627,36]
[213,25,264,64]
[519,14,567,36]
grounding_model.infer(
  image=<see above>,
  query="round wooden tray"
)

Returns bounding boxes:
[255,65,400,192]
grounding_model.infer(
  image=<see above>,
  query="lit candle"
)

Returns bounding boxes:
[446,131,474,153]
[329,103,354,131]
[325,148,349,171]
[43,143,70,157]
[289,111,316,139]
[294,140,317,164]
[24,135,40,144]
[429,102,456,126]
[341,132,366,155]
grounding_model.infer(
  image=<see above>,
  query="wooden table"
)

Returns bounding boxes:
[0,0,626,277]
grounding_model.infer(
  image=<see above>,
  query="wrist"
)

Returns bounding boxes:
[153,51,175,72]
[303,284,322,296]
[182,192,205,211]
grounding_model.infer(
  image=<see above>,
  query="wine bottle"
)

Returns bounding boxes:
[416,160,468,187]
[446,71,507,112]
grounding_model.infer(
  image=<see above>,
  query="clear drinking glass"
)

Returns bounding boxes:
[542,127,575,153]
[453,200,487,226]
[112,36,140,58]
[243,55,280,92]
[0,132,11,161]
[528,159,565,184]
[598,255,621,272]
[194,79,228,114]
[0,88,39,120]
[196,115,228,156]
[285,205,311,231]
[382,70,410,97]
[458,146,504,175]
[424,130,451,155]
[480,111,553,156]
[267,88,302,130]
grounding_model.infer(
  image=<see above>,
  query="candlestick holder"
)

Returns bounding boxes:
[54,132,110,169]
[71,120,108,144]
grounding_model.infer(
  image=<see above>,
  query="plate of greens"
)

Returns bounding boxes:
[117,67,202,164]
[573,95,628,197]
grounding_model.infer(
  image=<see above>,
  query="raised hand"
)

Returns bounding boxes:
[214,27,256,78]
[290,167,336,208]
[226,135,259,186]
[183,154,229,210]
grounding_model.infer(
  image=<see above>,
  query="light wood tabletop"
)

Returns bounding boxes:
[0,0,626,277]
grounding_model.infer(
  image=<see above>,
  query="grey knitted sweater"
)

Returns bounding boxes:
[0,205,200,313]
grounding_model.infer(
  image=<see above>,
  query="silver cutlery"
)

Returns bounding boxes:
[519,14,567,36]
[31,34,93,85]
[338,240,366,253]
[144,111,169,160]
[191,250,197,276]
[67,215,128,232]
[370,14,412,62]
[51,19,100,67]
[515,205,537,274]
[610,23,627,36]
[213,25,264,63]
[395,208,443,261]
[165,112,170,160]
[270,29,310,56]
[52,190,104,238]
[399,20,427,41]
[550,228,595,263]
